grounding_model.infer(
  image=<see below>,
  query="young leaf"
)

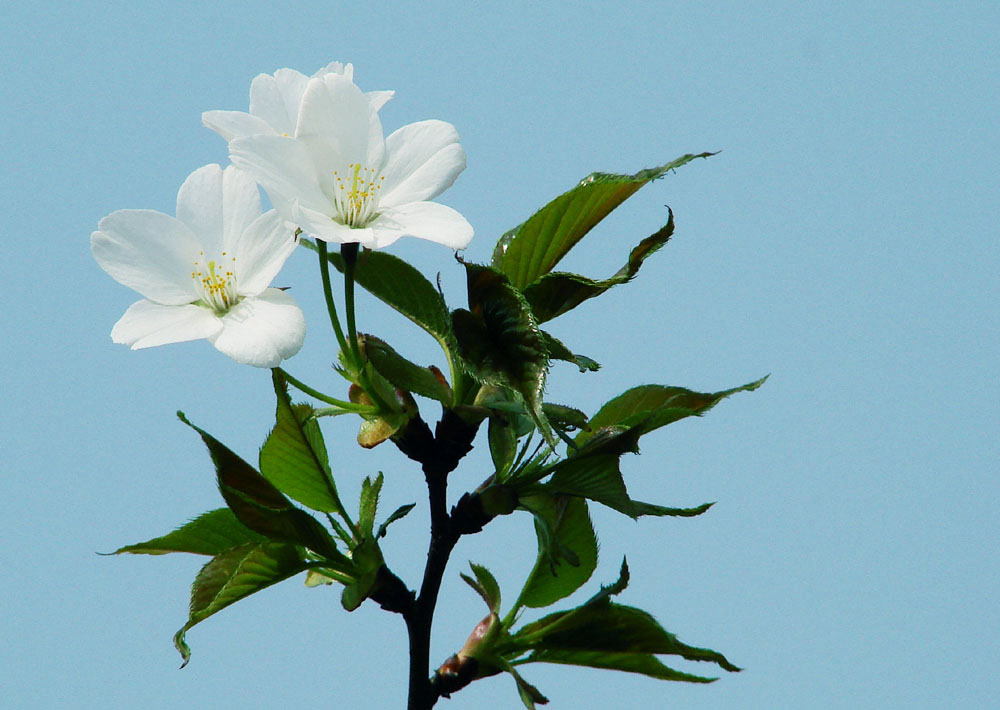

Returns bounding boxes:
[376,503,416,539]
[112,509,263,556]
[461,562,503,614]
[492,154,713,289]
[451,262,556,448]
[259,370,345,514]
[522,210,675,323]
[576,376,768,447]
[363,334,453,404]
[539,331,600,372]
[631,501,715,517]
[544,452,635,517]
[358,473,384,539]
[174,542,307,667]
[517,495,598,608]
[178,412,347,566]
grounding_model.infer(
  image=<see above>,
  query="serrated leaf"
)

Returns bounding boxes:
[461,563,502,614]
[174,542,306,666]
[631,501,715,517]
[517,495,597,608]
[523,649,716,683]
[358,473,383,539]
[492,155,713,289]
[452,262,557,448]
[305,240,454,349]
[517,602,740,672]
[539,331,600,373]
[259,370,345,514]
[178,412,348,566]
[363,334,453,404]
[522,210,674,322]
[545,452,634,517]
[376,503,416,539]
[113,509,264,556]
[576,376,768,447]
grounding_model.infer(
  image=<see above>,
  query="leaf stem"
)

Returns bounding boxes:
[277,368,373,412]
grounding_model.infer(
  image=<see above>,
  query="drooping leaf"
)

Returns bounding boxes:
[259,370,345,514]
[576,376,768,447]
[539,331,600,373]
[174,542,307,666]
[517,495,598,608]
[522,210,675,322]
[113,509,264,556]
[492,154,713,289]
[451,262,556,448]
[178,412,347,566]
[363,334,453,404]
[545,452,634,517]
[305,240,454,350]
[631,501,715,518]
[522,650,716,683]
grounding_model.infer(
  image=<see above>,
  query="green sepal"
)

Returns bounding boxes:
[492,154,713,289]
[173,541,307,667]
[112,508,264,556]
[363,334,453,404]
[522,209,675,322]
[177,412,348,567]
[516,495,598,608]
[451,262,557,448]
[259,370,345,514]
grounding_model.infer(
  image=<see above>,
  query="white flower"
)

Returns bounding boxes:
[91,164,306,368]
[228,71,473,250]
[202,62,394,142]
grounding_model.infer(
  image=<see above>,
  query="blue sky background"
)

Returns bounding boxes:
[3,1,998,708]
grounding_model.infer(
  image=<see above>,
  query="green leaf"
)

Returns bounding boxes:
[539,331,600,372]
[452,262,556,448]
[545,452,634,517]
[492,154,713,289]
[259,370,345,514]
[178,412,348,566]
[522,210,674,322]
[376,503,416,539]
[521,650,716,683]
[631,501,715,518]
[363,334,453,404]
[576,376,768,447]
[517,495,598,608]
[358,473,383,539]
[517,602,740,673]
[461,562,502,614]
[305,240,454,349]
[112,509,264,556]
[174,542,307,666]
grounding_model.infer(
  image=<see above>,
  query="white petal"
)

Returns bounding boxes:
[202,110,275,141]
[249,69,309,136]
[369,201,474,250]
[292,202,378,246]
[296,74,384,169]
[176,164,262,256]
[111,300,222,349]
[209,289,306,367]
[366,90,394,112]
[92,210,201,304]
[380,120,466,208]
[234,210,298,295]
[313,61,353,81]
[230,135,330,220]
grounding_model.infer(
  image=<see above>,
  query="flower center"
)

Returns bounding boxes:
[332,163,384,228]
[191,251,239,313]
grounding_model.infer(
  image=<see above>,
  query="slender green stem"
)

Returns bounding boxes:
[342,242,365,372]
[317,240,351,363]
[278,368,371,411]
